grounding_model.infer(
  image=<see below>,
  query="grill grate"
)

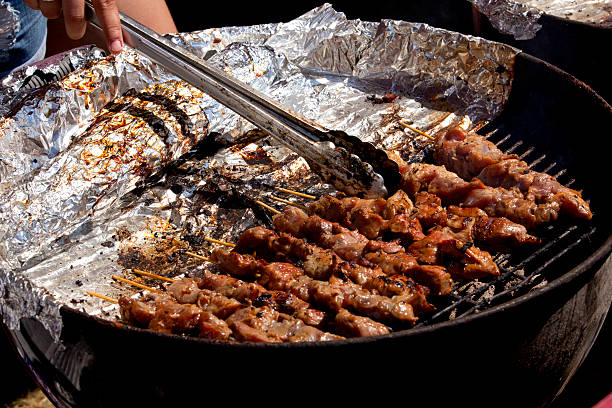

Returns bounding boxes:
[415,129,596,327]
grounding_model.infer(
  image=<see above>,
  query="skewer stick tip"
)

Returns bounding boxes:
[132,268,176,283]
[86,290,119,303]
[112,275,163,293]
[269,195,309,211]
[274,187,317,200]
[204,237,236,247]
[255,199,281,215]
[398,121,435,140]
[184,251,211,262]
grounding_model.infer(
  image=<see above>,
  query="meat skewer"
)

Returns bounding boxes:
[230,226,434,314]
[165,277,343,342]
[434,126,592,222]
[272,205,498,284]
[109,272,345,342]
[130,266,330,329]
[118,291,234,340]
[398,161,568,230]
[305,190,539,251]
[306,190,425,241]
[210,247,419,327]
[130,258,392,338]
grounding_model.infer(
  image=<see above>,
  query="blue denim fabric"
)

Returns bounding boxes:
[0,0,47,78]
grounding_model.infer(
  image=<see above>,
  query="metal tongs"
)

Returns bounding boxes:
[85,2,400,198]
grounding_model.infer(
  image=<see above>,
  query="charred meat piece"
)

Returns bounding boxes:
[363,250,452,296]
[461,185,555,230]
[230,227,434,309]
[334,308,390,337]
[400,162,486,203]
[307,191,424,241]
[477,158,592,221]
[435,126,592,222]
[407,229,499,280]
[226,306,343,343]
[167,278,243,319]
[444,205,540,251]
[273,207,453,295]
[399,162,570,229]
[434,126,515,181]
[118,294,232,340]
[413,191,448,229]
[198,269,327,328]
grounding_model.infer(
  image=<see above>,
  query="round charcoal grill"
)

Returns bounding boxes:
[2,51,611,408]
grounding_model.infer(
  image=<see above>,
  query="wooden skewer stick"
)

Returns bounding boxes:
[86,290,119,303]
[203,237,236,247]
[274,187,317,200]
[112,275,163,293]
[184,251,210,262]
[132,268,175,283]
[254,199,281,215]
[398,121,435,140]
[269,195,309,211]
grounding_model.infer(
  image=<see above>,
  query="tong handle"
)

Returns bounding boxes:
[85,1,391,197]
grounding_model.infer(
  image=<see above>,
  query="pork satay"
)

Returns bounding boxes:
[231,227,434,312]
[272,207,464,291]
[226,306,344,343]
[118,293,232,340]
[434,126,592,221]
[307,191,424,241]
[308,189,537,250]
[197,267,328,328]
[212,248,418,325]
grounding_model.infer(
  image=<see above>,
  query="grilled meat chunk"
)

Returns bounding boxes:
[434,126,592,222]
[444,205,540,251]
[118,294,232,340]
[167,278,242,318]
[198,268,328,328]
[307,191,424,241]
[400,162,486,203]
[231,227,433,310]
[399,162,577,229]
[363,250,452,295]
[226,306,343,343]
[407,229,499,280]
[413,191,448,229]
[273,207,455,294]
[334,308,390,337]
[434,126,514,180]
[478,158,592,220]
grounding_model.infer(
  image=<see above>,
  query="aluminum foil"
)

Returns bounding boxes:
[0,4,519,340]
[470,0,612,40]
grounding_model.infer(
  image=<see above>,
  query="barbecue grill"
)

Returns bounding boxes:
[1,9,611,408]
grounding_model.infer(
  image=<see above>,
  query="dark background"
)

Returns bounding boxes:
[2,2,610,407]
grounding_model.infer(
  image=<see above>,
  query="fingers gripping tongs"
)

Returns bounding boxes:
[85,2,400,198]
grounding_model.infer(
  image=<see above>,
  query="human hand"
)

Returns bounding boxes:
[24,0,124,54]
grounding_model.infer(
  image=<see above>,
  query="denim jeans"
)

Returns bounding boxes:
[0,0,47,78]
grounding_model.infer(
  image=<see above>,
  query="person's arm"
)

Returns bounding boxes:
[114,0,177,35]
[26,0,177,57]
